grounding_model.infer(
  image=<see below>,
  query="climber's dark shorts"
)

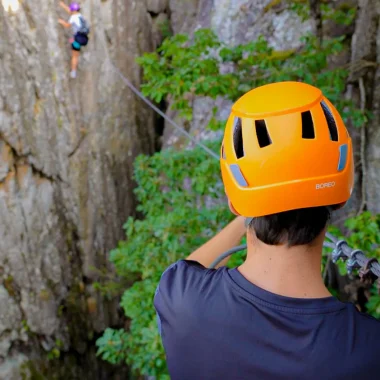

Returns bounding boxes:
[71,33,89,51]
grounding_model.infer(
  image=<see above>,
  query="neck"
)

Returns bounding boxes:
[238,233,331,299]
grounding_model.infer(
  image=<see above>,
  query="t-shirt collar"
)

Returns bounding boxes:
[227,267,345,314]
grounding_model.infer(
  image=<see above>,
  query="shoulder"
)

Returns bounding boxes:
[154,260,226,311]
[157,259,222,292]
[158,259,223,290]
[163,259,208,276]
[346,304,380,345]
[69,14,80,21]
[354,307,380,328]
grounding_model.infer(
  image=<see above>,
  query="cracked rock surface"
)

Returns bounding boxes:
[0,0,158,377]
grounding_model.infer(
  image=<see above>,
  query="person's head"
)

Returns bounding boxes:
[69,2,81,13]
[221,81,354,247]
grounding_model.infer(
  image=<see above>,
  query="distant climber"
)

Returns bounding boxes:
[58,2,90,79]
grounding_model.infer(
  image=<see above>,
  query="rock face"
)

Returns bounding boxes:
[0,0,161,377]
[147,0,169,15]
[169,0,200,34]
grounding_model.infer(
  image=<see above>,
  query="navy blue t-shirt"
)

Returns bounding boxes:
[154,260,380,379]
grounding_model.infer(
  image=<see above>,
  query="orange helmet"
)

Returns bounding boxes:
[220,81,354,217]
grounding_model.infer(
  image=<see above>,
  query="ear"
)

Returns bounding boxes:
[228,199,240,216]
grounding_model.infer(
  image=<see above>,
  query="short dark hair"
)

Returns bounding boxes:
[248,207,331,247]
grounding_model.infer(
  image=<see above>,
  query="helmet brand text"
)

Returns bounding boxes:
[316,181,336,190]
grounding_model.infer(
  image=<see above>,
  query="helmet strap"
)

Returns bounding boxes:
[245,217,253,228]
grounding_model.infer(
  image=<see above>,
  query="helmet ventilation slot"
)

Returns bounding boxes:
[321,101,338,141]
[301,111,315,139]
[255,120,272,147]
[233,117,244,158]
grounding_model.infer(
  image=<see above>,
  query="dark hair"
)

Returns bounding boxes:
[248,207,331,247]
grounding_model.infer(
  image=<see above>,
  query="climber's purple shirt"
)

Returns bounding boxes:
[154,259,380,380]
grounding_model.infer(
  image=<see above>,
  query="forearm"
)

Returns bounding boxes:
[186,216,246,268]
[59,1,71,14]
[58,19,71,28]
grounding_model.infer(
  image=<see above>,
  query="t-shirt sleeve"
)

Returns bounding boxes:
[153,260,208,336]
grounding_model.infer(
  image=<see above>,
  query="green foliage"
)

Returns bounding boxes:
[366,289,380,318]
[321,3,357,26]
[287,0,310,21]
[96,142,233,377]
[137,27,366,128]
[157,17,172,40]
[137,28,346,119]
[344,212,380,253]
[96,328,129,365]
[344,212,380,318]
[288,0,357,26]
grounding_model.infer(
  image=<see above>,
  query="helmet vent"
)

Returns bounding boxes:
[233,117,244,158]
[301,111,315,139]
[321,101,338,141]
[255,120,272,147]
